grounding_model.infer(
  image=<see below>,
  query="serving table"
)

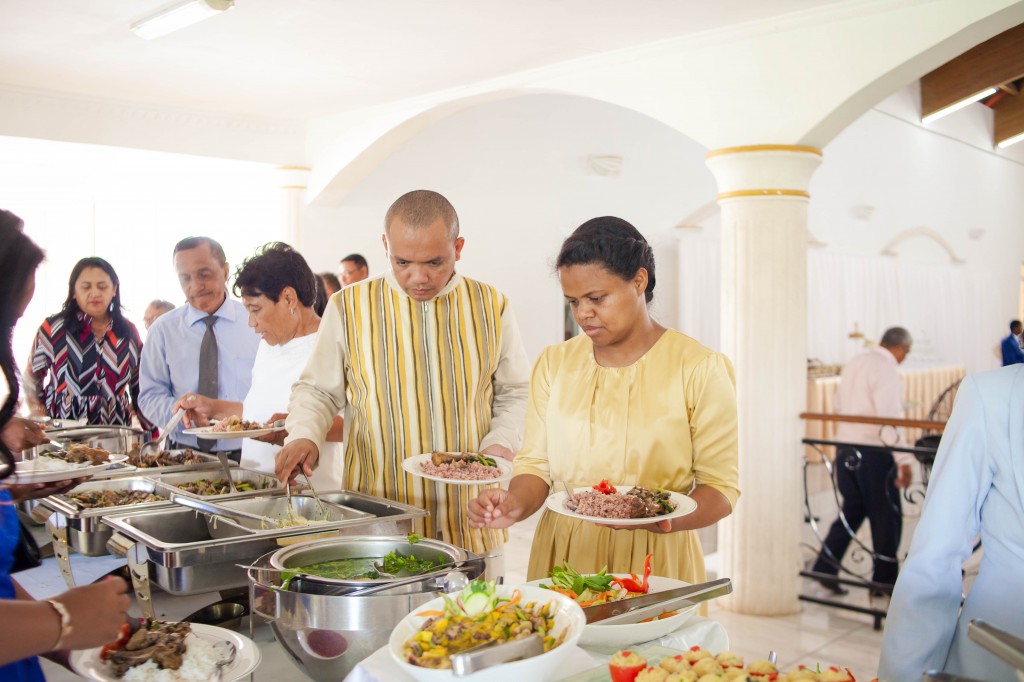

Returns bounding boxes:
[32,548,728,682]
[344,616,729,682]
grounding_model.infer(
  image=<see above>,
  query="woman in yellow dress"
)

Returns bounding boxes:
[468,216,739,584]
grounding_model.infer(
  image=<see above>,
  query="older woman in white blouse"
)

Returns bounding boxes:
[176,242,343,488]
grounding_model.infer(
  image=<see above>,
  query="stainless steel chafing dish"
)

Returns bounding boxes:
[148,468,280,501]
[102,490,427,615]
[41,476,175,587]
[121,448,224,474]
[19,448,224,522]
[249,536,488,681]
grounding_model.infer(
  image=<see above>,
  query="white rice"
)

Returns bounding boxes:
[120,634,219,682]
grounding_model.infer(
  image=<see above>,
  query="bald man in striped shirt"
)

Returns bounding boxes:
[277,190,530,558]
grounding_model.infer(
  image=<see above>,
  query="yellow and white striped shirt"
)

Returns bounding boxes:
[285,270,530,552]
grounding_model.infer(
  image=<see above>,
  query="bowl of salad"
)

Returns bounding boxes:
[388,580,585,681]
[524,555,697,647]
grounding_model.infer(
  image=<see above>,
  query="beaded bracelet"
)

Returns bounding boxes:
[45,599,73,650]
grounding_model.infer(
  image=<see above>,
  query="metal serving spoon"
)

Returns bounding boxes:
[212,640,237,682]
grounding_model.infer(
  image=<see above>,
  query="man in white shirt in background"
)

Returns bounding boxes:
[811,327,913,597]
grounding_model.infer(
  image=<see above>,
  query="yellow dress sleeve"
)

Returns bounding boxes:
[510,346,554,485]
[685,351,740,509]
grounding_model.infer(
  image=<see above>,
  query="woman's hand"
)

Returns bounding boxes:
[173,394,215,428]
[254,412,287,445]
[1,417,49,453]
[52,577,132,651]
[7,478,89,503]
[468,488,527,529]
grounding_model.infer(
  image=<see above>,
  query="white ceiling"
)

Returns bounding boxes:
[0,0,852,121]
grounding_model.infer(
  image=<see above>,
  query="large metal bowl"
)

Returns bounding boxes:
[250,537,487,682]
[269,535,465,590]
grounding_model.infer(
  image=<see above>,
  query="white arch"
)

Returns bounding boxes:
[306,0,1024,205]
[880,226,966,263]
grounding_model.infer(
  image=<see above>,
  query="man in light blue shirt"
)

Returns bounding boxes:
[140,236,259,455]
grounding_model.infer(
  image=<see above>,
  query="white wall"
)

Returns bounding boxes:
[0,135,286,367]
[806,84,1024,371]
[298,94,716,360]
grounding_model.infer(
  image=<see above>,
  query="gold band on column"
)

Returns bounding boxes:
[705,145,822,159]
[716,189,810,201]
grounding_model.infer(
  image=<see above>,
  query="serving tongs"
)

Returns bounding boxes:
[450,633,544,677]
[139,408,186,464]
[581,577,732,624]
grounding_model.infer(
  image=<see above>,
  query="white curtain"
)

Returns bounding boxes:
[678,237,1006,373]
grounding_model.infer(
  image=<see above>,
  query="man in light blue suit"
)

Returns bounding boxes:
[139,236,259,458]
[1000,319,1024,366]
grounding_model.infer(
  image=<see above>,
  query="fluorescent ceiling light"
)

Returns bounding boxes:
[921,88,997,124]
[997,131,1024,149]
[130,0,234,40]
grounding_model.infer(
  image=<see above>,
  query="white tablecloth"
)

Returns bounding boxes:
[343,615,729,681]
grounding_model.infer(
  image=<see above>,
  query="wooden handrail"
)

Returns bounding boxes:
[800,411,946,432]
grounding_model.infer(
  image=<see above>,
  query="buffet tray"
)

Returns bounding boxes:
[121,448,225,474]
[147,467,281,501]
[102,489,428,595]
[40,476,175,556]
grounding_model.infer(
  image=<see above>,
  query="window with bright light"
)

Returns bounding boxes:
[1,135,285,370]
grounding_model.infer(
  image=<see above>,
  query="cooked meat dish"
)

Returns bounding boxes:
[126,447,205,468]
[107,620,192,677]
[42,444,110,465]
[566,486,676,519]
[210,415,265,432]
[421,451,502,481]
[70,489,166,509]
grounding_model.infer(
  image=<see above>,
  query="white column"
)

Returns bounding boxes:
[276,165,311,251]
[705,145,822,615]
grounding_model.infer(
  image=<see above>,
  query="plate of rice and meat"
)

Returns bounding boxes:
[402,451,513,485]
[12,447,129,484]
[182,415,283,440]
[70,619,261,682]
[545,481,697,526]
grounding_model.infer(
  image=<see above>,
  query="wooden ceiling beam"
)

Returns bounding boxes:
[921,23,1024,119]
[994,93,1024,147]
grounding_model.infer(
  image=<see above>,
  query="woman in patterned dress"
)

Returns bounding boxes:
[24,257,153,432]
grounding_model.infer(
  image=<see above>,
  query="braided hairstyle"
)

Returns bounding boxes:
[0,210,45,479]
[555,216,656,302]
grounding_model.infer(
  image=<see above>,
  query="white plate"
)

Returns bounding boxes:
[12,454,129,484]
[524,575,697,647]
[181,425,283,439]
[69,622,261,682]
[388,584,585,682]
[544,485,697,526]
[401,452,513,485]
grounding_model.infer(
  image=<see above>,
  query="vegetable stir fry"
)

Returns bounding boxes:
[401,580,568,669]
